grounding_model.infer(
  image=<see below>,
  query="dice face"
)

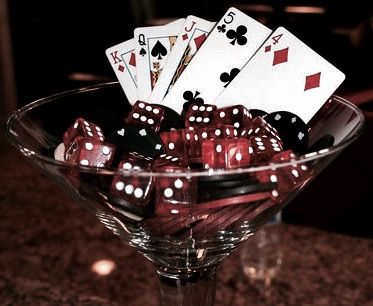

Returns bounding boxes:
[159,130,188,159]
[154,175,197,216]
[249,135,283,163]
[185,103,217,129]
[65,137,115,168]
[263,111,309,153]
[199,124,238,140]
[201,138,251,169]
[212,105,252,131]
[126,101,165,132]
[257,150,312,194]
[107,124,165,162]
[63,118,104,148]
[152,153,187,171]
[241,116,280,140]
[111,157,154,206]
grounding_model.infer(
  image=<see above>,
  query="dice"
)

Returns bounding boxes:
[199,124,238,140]
[256,150,312,194]
[126,101,165,132]
[180,125,239,163]
[63,118,104,148]
[241,116,280,140]
[248,135,283,163]
[185,103,217,129]
[65,136,115,167]
[182,129,202,163]
[153,160,197,216]
[111,154,154,206]
[107,124,165,164]
[153,104,185,132]
[152,153,188,170]
[154,174,197,216]
[159,130,188,160]
[201,138,251,169]
[212,105,252,131]
[263,111,309,153]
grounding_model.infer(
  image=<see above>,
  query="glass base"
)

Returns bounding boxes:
[157,265,218,306]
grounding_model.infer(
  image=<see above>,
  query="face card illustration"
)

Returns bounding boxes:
[148,16,215,104]
[214,27,346,123]
[134,18,185,101]
[160,7,272,114]
[105,38,137,104]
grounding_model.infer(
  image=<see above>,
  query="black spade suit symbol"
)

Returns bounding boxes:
[139,48,146,56]
[151,41,168,60]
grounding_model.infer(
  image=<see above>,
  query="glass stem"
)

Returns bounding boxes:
[157,265,218,306]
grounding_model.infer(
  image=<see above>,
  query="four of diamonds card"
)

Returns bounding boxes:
[105,7,345,124]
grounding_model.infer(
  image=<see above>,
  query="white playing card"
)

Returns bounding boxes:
[148,16,215,104]
[134,18,185,101]
[105,38,137,104]
[160,7,272,114]
[215,27,346,123]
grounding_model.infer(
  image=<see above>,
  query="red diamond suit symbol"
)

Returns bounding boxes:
[272,47,289,66]
[304,72,321,91]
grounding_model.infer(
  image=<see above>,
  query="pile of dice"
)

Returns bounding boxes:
[55,101,312,236]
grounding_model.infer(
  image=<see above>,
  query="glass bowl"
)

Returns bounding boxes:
[6,82,365,306]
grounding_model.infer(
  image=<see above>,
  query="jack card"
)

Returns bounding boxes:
[148,16,215,104]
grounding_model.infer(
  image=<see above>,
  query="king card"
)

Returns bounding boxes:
[105,38,137,104]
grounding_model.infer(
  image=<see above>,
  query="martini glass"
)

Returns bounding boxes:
[6,82,364,306]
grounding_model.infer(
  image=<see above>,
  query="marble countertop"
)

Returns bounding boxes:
[1,133,372,306]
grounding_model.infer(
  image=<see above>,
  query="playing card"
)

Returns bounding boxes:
[148,16,215,104]
[215,27,346,123]
[105,38,137,104]
[134,18,185,101]
[160,7,272,114]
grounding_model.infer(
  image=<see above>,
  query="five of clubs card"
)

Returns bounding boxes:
[106,7,345,123]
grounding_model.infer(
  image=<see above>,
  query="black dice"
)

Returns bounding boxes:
[263,111,309,154]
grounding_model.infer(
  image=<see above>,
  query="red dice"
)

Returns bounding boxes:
[201,138,251,169]
[63,118,104,148]
[152,153,188,170]
[257,150,312,194]
[212,105,252,131]
[185,103,217,129]
[159,129,188,160]
[241,116,280,140]
[248,135,283,163]
[65,137,115,167]
[126,101,164,132]
[111,154,154,206]
[154,162,197,216]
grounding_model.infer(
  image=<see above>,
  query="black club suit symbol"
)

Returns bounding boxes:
[226,25,248,46]
[220,68,240,88]
[217,24,226,33]
[182,90,204,112]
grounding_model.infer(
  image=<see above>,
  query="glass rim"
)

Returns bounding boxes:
[5,81,366,178]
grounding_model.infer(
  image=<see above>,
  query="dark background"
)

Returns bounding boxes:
[2,0,373,237]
